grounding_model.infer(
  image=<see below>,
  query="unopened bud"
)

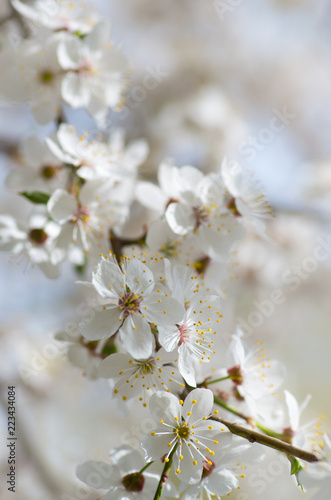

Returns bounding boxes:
[122,472,145,492]
[227,365,244,385]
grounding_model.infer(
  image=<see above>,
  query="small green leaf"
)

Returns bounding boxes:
[101,343,118,357]
[72,31,87,39]
[289,456,304,490]
[20,191,51,205]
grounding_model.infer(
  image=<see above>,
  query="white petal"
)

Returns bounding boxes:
[6,168,39,192]
[142,294,184,326]
[207,468,239,495]
[284,390,300,430]
[228,330,246,366]
[178,345,196,387]
[135,181,166,212]
[92,258,124,299]
[165,202,195,235]
[158,325,180,352]
[57,36,81,69]
[80,306,121,341]
[109,445,143,469]
[149,391,181,424]
[175,443,202,484]
[175,165,204,194]
[22,136,45,166]
[85,21,111,52]
[57,123,80,159]
[123,140,149,171]
[61,72,90,108]
[47,189,76,223]
[119,314,154,360]
[125,259,154,294]
[99,353,132,379]
[142,430,174,462]
[32,99,58,125]
[76,461,117,489]
[45,137,77,165]
[183,388,214,422]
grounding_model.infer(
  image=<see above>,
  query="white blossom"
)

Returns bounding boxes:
[76,446,163,500]
[0,213,62,278]
[163,165,245,261]
[142,389,228,484]
[158,295,222,387]
[98,349,185,405]
[12,0,99,34]
[57,21,128,124]
[79,255,184,359]
[47,179,128,257]
[0,33,66,124]
[6,135,65,193]
[221,159,273,239]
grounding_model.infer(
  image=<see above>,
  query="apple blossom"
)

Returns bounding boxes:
[142,388,228,484]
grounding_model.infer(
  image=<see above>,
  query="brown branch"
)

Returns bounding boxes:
[211,416,320,463]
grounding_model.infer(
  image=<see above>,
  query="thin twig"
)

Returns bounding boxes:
[211,416,320,463]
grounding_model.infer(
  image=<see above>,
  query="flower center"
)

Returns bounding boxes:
[74,205,91,225]
[226,196,241,216]
[79,59,94,77]
[41,165,59,179]
[29,228,48,245]
[39,70,54,85]
[178,323,190,344]
[160,240,177,258]
[193,205,209,230]
[202,459,216,479]
[119,291,141,317]
[176,422,191,440]
[227,365,244,385]
[193,255,211,275]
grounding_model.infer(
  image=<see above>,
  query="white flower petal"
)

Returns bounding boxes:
[143,294,184,326]
[85,20,111,52]
[158,325,180,352]
[123,140,149,171]
[284,390,300,430]
[119,314,154,360]
[142,430,174,462]
[178,345,196,387]
[165,202,195,235]
[207,468,239,495]
[135,181,166,212]
[57,36,81,69]
[80,306,121,341]
[175,443,202,484]
[76,460,117,489]
[125,259,154,295]
[92,258,124,299]
[61,72,90,108]
[47,189,76,223]
[183,388,214,422]
[149,391,181,424]
[99,353,131,379]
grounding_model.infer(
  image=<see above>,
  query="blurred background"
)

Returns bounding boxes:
[1,0,331,498]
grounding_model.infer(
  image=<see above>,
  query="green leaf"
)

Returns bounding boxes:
[101,343,118,357]
[20,191,50,205]
[289,456,304,490]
